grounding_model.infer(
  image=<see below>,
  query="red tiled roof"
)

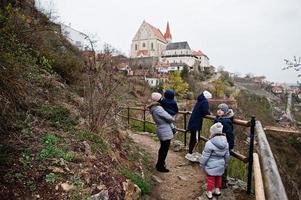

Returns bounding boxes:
[145,22,167,43]
[164,22,172,40]
[192,50,207,57]
[137,50,149,57]
[157,62,170,67]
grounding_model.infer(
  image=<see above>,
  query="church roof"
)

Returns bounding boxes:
[166,42,191,50]
[164,22,172,40]
[144,21,166,43]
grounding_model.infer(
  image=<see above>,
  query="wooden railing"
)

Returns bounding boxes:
[118,106,288,200]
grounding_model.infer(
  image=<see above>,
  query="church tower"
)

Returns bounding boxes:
[164,22,172,43]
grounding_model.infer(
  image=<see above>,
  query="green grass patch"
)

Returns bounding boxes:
[45,173,58,183]
[39,105,79,130]
[73,129,109,153]
[38,133,74,161]
[227,157,248,182]
[69,176,84,187]
[19,149,33,167]
[129,120,156,133]
[122,169,151,194]
[38,145,74,161]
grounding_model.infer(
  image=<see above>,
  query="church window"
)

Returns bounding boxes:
[142,43,146,48]
[151,43,154,50]
[135,44,138,50]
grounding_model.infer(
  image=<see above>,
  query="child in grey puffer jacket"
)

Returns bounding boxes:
[199,122,229,199]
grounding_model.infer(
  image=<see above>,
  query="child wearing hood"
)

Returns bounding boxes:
[199,122,229,199]
[214,103,235,153]
[160,89,179,134]
[214,103,235,188]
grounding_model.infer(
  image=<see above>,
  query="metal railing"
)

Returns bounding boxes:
[118,106,288,200]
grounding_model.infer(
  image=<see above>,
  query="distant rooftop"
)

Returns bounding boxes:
[166,42,190,50]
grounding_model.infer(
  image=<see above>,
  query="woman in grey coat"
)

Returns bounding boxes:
[147,92,175,172]
[199,122,229,199]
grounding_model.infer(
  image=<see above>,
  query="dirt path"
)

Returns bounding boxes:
[129,132,205,200]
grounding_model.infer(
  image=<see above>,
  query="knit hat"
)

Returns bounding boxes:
[210,122,223,136]
[151,92,162,102]
[218,103,229,114]
[203,90,212,99]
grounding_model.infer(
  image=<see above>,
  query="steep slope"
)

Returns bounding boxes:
[0,2,153,199]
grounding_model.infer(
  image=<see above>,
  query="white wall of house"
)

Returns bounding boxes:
[162,49,192,56]
[145,77,160,87]
[157,66,184,73]
[200,55,210,67]
[162,56,196,67]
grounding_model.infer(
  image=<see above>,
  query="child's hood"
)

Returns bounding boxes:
[164,89,175,99]
[210,136,228,151]
[222,109,234,118]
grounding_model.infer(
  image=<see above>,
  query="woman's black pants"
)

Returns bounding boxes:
[188,130,198,154]
[156,139,171,169]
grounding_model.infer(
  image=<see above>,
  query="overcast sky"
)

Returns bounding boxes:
[37,0,301,83]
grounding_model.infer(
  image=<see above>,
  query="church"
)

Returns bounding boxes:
[130,21,171,58]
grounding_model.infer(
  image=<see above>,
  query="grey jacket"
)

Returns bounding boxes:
[149,105,175,141]
[199,134,230,176]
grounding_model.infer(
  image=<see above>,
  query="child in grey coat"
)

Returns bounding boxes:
[199,122,229,199]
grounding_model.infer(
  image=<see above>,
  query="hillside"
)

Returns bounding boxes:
[235,79,301,200]
[0,2,154,199]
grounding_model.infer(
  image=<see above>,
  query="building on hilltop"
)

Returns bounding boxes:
[192,50,210,71]
[60,23,91,50]
[130,21,173,69]
[161,41,194,68]
[160,42,210,72]
[130,20,171,59]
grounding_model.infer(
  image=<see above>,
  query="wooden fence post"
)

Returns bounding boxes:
[127,106,130,125]
[184,110,187,146]
[247,116,256,194]
[253,153,265,200]
[143,107,146,132]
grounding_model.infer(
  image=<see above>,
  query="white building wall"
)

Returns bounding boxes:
[163,49,192,56]
[131,39,166,58]
[200,56,210,67]
[145,77,159,87]
[164,56,195,66]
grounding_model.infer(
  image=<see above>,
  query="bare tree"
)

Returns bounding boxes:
[81,38,123,132]
[283,56,301,78]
